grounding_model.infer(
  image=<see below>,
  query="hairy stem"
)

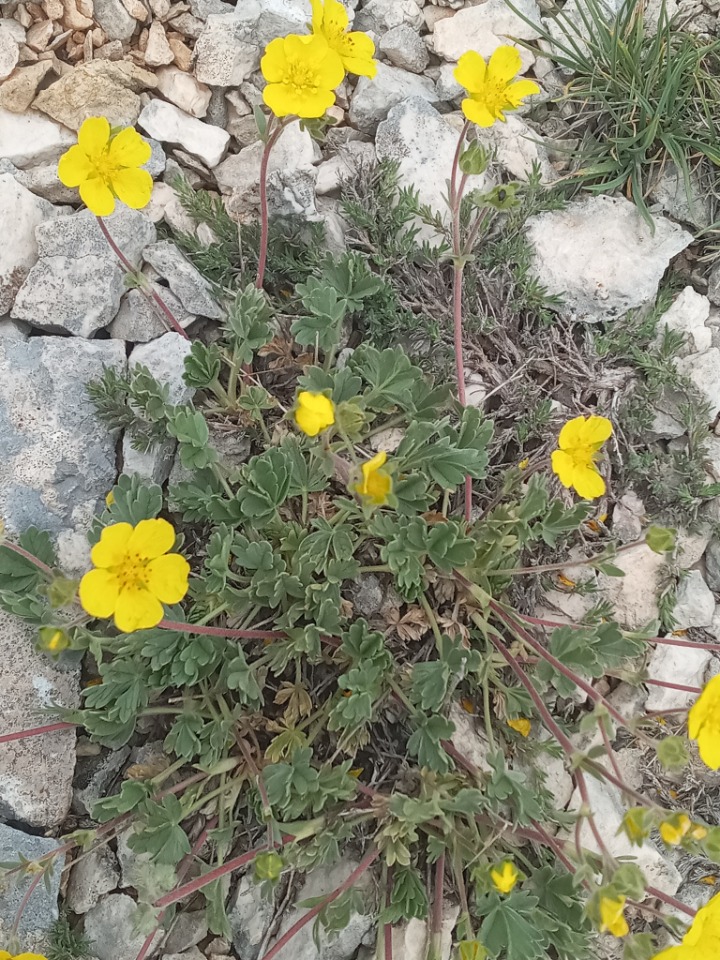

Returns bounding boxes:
[255,118,287,291]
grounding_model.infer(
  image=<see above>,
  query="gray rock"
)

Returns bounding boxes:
[145,138,167,178]
[66,846,121,915]
[193,13,260,86]
[269,860,374,960]
[142,241,223,318]
[0,337,125,569]
[12,206,156,337]
[653,285,711,357]
[611,490,645,543]
[109,285,194,342]
[73,747,131,816]
[349,62,438,133]
[164,911,208,954]
[229,874,275,960]
[645,640,712,711]
[476,115,552,182]
[430,0,540,73]
[0,157,78,204]
[526,195,693,323]
[650,161,712,230]
[379,24,429,74]
[375,97,489,240]
[0,823,64,950]
[84,894,163,960]
[0,106,75,169]
[599,544,665,631]
[138,99,230,168]
[389,903,459,960]
[0,173,61,313]
[435,63,462,102]
[93,0,137,41]
[672,569,716,629]
[708,261,720,307]
[674,347,720,418]
[350,574,384,618]
[355,0,423,32]
[116,828,177,900]
[0,317,30,339]
[315,142,376,197]
[705,540,720,592]
[123,332,194,483]
[0,612,79,828]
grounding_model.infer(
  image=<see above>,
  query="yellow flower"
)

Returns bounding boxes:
[599,896,629,937]
[454,46,540,128]
[490,861,519,894]
[353,450,393,505]
[261,34,344,119]
[79,520,189,633]
[38,627,70,653]
[0,954,49,960]
[689,675,720,770]
[58,117,152,217]
[660,814,691,846]
[691,824,709,841]
[551,415,613,500]
[105,491,115,507]
[294,391,335,437]
[507,717,531,736]
[310,0,377,78]
[652,891,720,959]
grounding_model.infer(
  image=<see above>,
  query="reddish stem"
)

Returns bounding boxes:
[158,618,279,640]
[430,850,446,953]
[258,847,379,960]
[0,720,77,745]
[11,868,43,936]
[255,119,287,291]
[96,216,189,341]
[645,678,701,694]
[0,539,55,578]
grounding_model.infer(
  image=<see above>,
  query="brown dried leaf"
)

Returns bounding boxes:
[385,605,428,642]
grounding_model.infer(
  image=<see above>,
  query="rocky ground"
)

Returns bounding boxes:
[4,0,720,957]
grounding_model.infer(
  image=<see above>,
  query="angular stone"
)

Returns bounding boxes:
[599,544,665,631]
[156,65,212,119]
[645,641,712,712]
[379,24,429,74]
[0,173,61,313]
[193,13,260,86]
[0,107,75,169]
[390,903,459,960]
[0,61,54,114]
[430,0,541,71]
[66,846,121,915]
[142,240,223,318]
[33,60,157,130]
[674,348,720,418]
[36,202,156,263]
[229,874,275,960]
[526,196,693,323]
[477,115,551,181]
[109,284,193,342]
[73,746,130,816]
[0,613,79,828]
[355,0,423,33]
[123,332,193,483]
[0,317,30,339]
[0,337,125,567]
[93,0,138,41]
[672,569,715,629]
[0,822,64,950]
[138,99,230,167]
[653,285,711,357]
[349,62,438,133]
[83,894,163,960]
[0,157,78,204]
[0,24,19,80]
[144,20,174,66]
[376,97,489,240]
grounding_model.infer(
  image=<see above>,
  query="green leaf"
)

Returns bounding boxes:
[224,284,273,364]
[297,366,363,404]
[645,525,676,554]
[623,934,656,960]
[407,714,454,772]
[96,474,163,534]
[129,795,191,864]
[91,780,152,822]
[383,864,429,922]
[236,448,292,524]
[476,892,549,960]
[610,863,646,900]
[19,527,57,568]
[184,341,221,388]
[410,660,451,712]
[656,735,689,772]
[349,344,423,410]
[539,500,593,547]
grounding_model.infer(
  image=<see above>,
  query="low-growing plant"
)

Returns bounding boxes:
[2,7,720,960]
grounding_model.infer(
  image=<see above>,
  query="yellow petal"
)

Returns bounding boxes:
[14,955,52,960]
[114,586,164,633]
[310,0,324,33]
[571,464,606,500]
[127,518,176,560]
[111,167,153,210]
[461,97,496,127]
[79,176,115,216]
[550,449,576,489]
[79,568,120,619]
[557,415,586,450]
[336,31,377,77]
[487,44,522,85]
[324,0,349,31]
[145,553,190,604]
[91,522,134,568]
[697,729,720,770]
[454,50,487,94]
[57,144,94,187]
[107,126,152,167]
[583,414,613,446]
[505,78,541,107]
[294,392,335,436]
[261,37,289,84]
[77,116,111,160]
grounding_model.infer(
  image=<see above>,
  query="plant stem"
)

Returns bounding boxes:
[0,720,77,744]
[255,118,287,291]
[158,618,279,640]
[258,847,379,960]
[428,850,446,960]
[0,539,55,578]
[492,539,646,577]
[96,216,189,340]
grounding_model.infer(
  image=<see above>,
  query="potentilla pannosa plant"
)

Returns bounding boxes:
[1,3,717,959]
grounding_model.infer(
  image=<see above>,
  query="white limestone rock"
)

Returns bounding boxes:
[138,99,230,168]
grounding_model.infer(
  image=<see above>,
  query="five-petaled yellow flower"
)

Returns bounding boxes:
[354,450,393,505]
[294,391,336,437]
[652,890,720,959]
[58,117,152,217]
[660,814,691,846]
[0,953,49,960]
[551,415,613,500]
[261,34,344,119]
[689,674,720,770]
[507,717,531,737]
[490,861,519,894]
[599,896,629,937]
[79,519,189,633]
[454,46,540,128]
[310,0,377,78]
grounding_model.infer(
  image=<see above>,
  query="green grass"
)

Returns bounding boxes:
[510,0,720,226]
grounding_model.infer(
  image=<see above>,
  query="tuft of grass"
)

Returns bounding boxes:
[510,0,720,226]
[47,914,94,960]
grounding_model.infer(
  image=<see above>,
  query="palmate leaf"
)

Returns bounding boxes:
[128,795,191,865]
[476,892,550,960]
[349,344,423,409]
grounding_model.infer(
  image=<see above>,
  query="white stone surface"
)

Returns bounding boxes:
[138,99,230,168]
[675,348,720,418]
[645,641,711,712]
[526,196,693,323]
[0,107,75,169]
[599,544,665,630]
[672,570,716,629]
[429,0,541,72]
[155,66,212,118]
[654,286,712,357]
[349,62,439,133]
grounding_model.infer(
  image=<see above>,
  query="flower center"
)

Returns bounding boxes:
[111,553,150,592]
[567,445,598,471]
[91,147,120,185]
[284,60,320,96]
